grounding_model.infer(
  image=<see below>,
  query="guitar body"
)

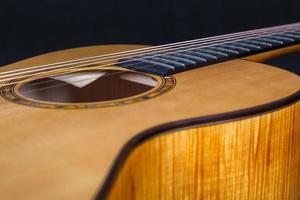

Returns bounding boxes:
[0,44,300,200]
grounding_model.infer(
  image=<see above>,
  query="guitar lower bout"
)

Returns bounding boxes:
[105,102,300,200]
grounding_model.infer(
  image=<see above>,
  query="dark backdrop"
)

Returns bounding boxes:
[1,0,300,67]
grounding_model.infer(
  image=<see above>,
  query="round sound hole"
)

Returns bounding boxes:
[1,68,175,109]
[19,70,157,103]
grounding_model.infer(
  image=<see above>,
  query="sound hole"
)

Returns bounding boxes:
[18,70,158,103]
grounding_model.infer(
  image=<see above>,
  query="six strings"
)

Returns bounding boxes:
[1,22,300,92]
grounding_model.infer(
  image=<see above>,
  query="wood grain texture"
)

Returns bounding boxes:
[0,45,299,199]
[107,103,300,200]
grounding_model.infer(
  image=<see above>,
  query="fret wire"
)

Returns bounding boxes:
[1,23,300,88]
[1,23,300,80]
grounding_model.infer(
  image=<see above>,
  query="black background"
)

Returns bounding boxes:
[1,0,300,67]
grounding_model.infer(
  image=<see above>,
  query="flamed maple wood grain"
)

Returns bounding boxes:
[0,45,299,200]
[107,103,300,200]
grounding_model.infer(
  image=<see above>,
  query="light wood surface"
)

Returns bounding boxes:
[0,45,299,199]
[108,103,300,200]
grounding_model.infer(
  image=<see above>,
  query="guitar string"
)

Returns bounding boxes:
[1,25,299,92]
[4,28,300,94]
[1,26,299,89]
[1,22,296,77]
[0,23,299,81]
[0,22,299,80]
[1,25,299,88]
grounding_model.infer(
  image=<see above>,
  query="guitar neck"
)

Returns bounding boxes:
[117,23,300,76]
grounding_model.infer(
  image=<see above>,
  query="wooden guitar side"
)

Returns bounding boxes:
[107,102,300,200]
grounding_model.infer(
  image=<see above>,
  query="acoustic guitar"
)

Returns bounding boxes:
[0,22,300,200]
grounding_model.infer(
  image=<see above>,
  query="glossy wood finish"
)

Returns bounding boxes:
[0,45,299,199]
[107,103,300,200]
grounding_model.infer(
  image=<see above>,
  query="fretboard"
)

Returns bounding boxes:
[117,24,300,76]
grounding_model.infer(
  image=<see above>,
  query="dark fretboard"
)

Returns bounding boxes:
[116,26,300,76]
